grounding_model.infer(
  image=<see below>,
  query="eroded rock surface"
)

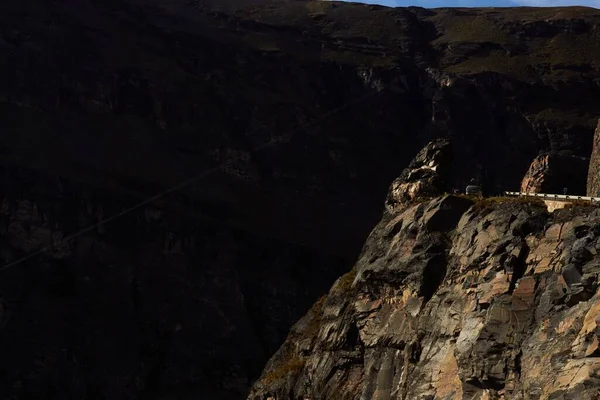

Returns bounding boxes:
[587,120,600,196]
[251,190,600,399]
[521,152,589,195]
[386,138,453,212]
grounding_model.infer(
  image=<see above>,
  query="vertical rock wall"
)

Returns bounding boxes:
[587,120,600,196]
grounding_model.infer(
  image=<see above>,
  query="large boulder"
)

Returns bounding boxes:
[385,138,453,212]
[521,152,589,195]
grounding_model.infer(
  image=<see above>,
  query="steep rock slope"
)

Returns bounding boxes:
[0,166,349,400]
[587,120,600,196]
[1,1,600,398]
[251,148,600,399]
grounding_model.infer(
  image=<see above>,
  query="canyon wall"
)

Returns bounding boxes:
[1,1,600,398]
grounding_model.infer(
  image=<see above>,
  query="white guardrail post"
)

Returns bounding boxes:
[504,192,599,204]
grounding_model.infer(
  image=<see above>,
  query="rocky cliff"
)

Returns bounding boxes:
[250,141,600,400]
[2,1,600,399]
[587,120,600,196]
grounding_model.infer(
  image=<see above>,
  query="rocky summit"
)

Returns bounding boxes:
[1,1,600,399]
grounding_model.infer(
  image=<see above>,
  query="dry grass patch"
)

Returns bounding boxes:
[564,199,596,209]
[431,14,510,45]
[472,196,546,211]
[305,1,331,16]
[304,294,327,339]
[336,268,357,293]
[261,356,306,386]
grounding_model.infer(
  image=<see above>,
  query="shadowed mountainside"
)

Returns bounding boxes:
[1,1,600,398]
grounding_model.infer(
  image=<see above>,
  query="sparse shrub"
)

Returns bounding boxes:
[261,356,306,386]
[304,295,327,339]
[472,196,546,211]
[564,199,594,209]
[336,269,357,293]
[259,295,328,386]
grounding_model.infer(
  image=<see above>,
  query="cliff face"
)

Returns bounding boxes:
[2,1,600,398]
[250,145,600,400]
[587,120,600,196]
[0,166,350,400]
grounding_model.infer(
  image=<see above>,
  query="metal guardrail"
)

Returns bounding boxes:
[504,191,600,203]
